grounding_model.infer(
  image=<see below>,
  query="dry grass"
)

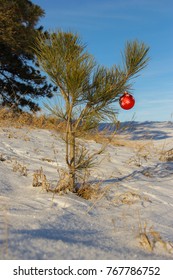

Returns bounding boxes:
[32,167,50,191]
[137,222,173,254]
[0,107,152,151]
[83,128,137,148]
[76,182,103,200]
[0,107,65,130]
[159,148,173,162]
[112,191,151,206]
[32,166,109,202]
[32,168,72,194]
[54,168,73,194]
[0,154,6,162]
[127,141,154,167]
[12,161,28,176]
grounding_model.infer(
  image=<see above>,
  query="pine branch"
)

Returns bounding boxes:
[123,40,150,78]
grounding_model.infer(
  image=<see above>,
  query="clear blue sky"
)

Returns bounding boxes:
[32,0,173,122]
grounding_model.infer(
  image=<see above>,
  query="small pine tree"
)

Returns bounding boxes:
[34,30,149,190]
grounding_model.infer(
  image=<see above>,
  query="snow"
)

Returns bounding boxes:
[0,122,173,260]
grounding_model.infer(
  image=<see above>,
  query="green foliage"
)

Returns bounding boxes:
[0,0,55,112]
[35,31,95,105]
[124,41,150,78]
[35,31,149,126]
[34,30,150,189]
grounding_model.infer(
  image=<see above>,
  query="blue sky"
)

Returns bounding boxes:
[32,0,173,122]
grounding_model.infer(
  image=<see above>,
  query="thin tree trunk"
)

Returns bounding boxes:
[65,102,76,191]
[69,130,76,191]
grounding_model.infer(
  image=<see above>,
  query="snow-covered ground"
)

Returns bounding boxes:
[0,122,173,260]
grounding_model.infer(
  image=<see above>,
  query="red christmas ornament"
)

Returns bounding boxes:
[119,92,135,110]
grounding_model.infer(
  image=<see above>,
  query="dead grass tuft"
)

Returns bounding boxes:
[76,183,102,200]
[32,167,50,190]
[137,222,173,254]
[159,148,173,162]
[53,169,73,194]
[32,167,109,202]
[0,154,6,162]
[127,142,154,167]
[111,191,151,206]
[12,161,28,176]
[32,168,72,194]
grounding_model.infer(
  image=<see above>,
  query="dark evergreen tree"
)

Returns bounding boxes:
[0,0,55,112]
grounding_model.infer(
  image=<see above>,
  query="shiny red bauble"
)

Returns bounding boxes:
[119,92,135,110]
